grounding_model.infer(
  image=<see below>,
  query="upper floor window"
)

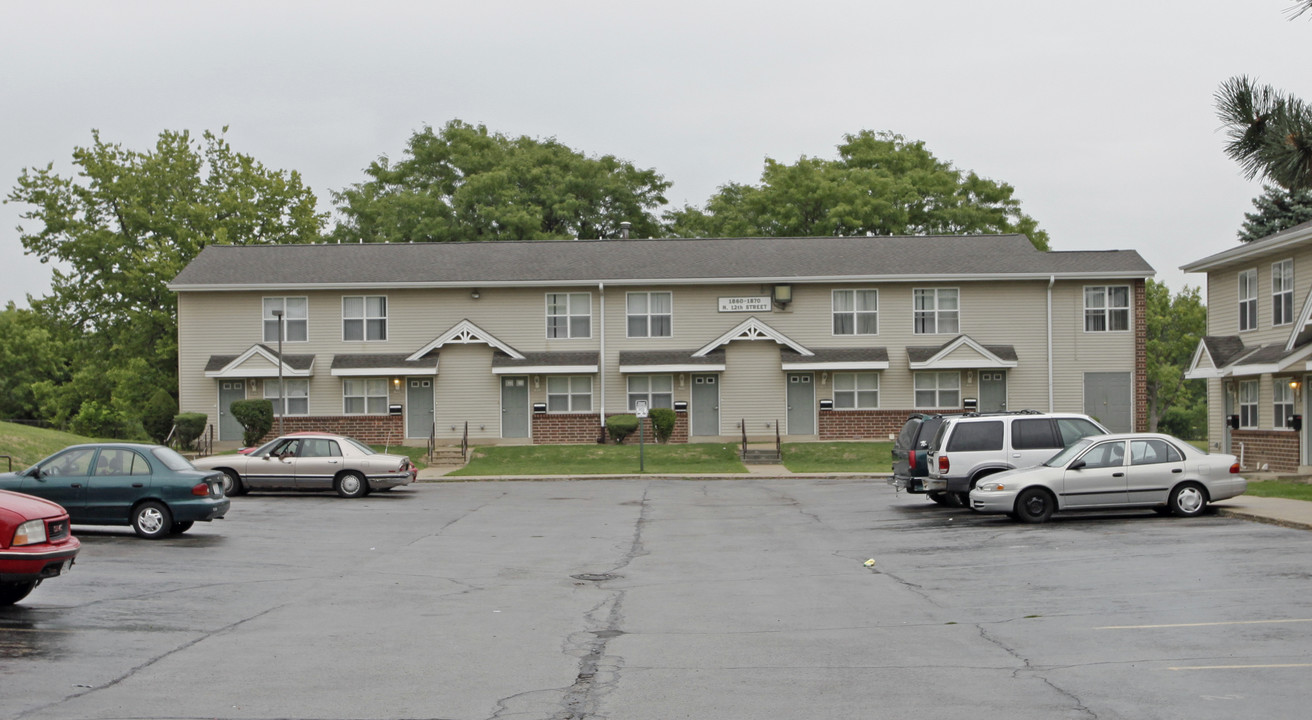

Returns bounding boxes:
[627,375,673,410]
[1084,286,1130,332]
[547,376,593,412]
[265,379,309,416]
[1275,379,1295,429]
[1238,269,1258,332]
[546,293,591,339]
[344,296,387,342]
[913,289,959,334]
[263,297,308,343]
[914,371,960,409]
[1273,259,1294,326]
[833,372,879,409]
[1239,379,1259,428]
[627,292,672,338]
[343,378,389,414]
[833,290,878,335]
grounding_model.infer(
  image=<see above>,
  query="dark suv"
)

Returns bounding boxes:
[888,414,955,504]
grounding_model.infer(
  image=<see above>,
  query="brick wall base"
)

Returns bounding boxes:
[259,415,405,446]
[1231,429,1300,473]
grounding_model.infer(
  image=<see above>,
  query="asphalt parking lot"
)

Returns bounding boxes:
[3,478,1311,720]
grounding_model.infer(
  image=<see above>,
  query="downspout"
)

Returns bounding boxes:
[1047,275,1055,412]
[598,282,606,436]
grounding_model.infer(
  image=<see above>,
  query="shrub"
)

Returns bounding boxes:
[230,399,274,446]
[141,390,178,444]
[606,414,640,444]
[69,400,129,439]
[173,412,209,450]
[649,407,677,443]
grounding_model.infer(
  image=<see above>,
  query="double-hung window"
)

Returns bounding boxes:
[913,289,959,334]
[1274,380,1295,429]
[833,372,879,409]
[1273,259,1294,326]
[1238,269,1258,332]
[627,292,672,338]
[547,376,593,412]
[265,379,309,416]
[833,290,878,335]
[546,293,591,339]
[1084,286,1130,332]
[343,378,389,414]
[263,297,308,342]
[1239,379,1259,428]
[627,375,673,410]
[343,296,387,341]
[914,371,960,409]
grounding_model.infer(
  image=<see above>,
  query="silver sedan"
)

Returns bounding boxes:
[192,433,415,498]
[969,433,1247,523]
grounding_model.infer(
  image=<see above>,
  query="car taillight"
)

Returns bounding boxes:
[938,455,949,473]
[1230,462,1241,474]
[192,482,211,497]
[908,452,916,471]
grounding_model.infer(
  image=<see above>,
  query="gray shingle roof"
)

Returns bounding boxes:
[906,336,1018,364]
[1202,336,1247,367]
[330,353,439,371]
[617,350,726,366]
[491,351,600,368]
[780,347,890,363]
[205,345,315,372]
[170,235,1154,289]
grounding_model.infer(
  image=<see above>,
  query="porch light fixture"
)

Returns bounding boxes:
[393,377,401,388]
[1291,380,1302,391]
[772,284,793,308]
[470,289,481,300]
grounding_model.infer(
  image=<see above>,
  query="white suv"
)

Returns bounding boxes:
[926,411,1108,505]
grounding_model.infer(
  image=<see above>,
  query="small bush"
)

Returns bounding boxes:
[141,390,178,444]
[69,400,129,439]
[649,407,677,443]
[173,413,208,450]
[606,414,640,444]
[230,399,274,446]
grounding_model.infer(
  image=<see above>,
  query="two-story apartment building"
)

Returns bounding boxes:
[1183,219,1312,473]
[168,234,1153,447]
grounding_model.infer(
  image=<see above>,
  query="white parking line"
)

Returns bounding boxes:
[1096,618,1312,630]
[1170,663,1312,671]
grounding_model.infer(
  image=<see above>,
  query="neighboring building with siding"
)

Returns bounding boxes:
[168,234,1153,447]
[1183,219,1312,473]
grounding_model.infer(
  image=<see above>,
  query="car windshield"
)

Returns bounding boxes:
[1045,438,1094,467]
[151,446,196,471]
[343,437,375,455]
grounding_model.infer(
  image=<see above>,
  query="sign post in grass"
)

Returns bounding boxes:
[635,400,648,473]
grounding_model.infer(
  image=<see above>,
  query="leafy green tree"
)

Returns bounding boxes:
[1145,280,1207,436]
[0,302,68,421]
[6,128,326,434]
[141,389,178,444]
[665,131,1050,250]
[332,120,670,243]
[1237,184,1312,242]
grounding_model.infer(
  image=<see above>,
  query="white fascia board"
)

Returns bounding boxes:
[908,358,1018,370]
[1181,225,1312,274]
[781,361,890,371]
[1184,367,1229,379]
[407,319,524,361]
[332,367,438,377]
[205,366,313,379]
[694,316,813,357]
[619,364,727,374]
[1184,340,1219,379]
[492,365,598,375]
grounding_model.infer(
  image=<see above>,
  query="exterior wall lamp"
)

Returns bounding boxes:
[470,289,481,300]
[772,284,792,308]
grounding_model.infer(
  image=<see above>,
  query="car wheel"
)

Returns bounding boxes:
[221,469,245,496]
[1169,482,1208,517]
[0,581,36,606]
[1014,488,1055,523]
[928,492,952,506]
[132,501,173,539]
[335,471,368,499]
[171,521,194,534]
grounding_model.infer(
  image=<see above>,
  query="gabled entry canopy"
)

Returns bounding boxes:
[693,316,813,357]
[906,334,1017,370]
[407,319,524,361]
[204,344,314,378]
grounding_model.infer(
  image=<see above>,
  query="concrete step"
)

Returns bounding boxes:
[429,448,468,466]
[741,449,782,464]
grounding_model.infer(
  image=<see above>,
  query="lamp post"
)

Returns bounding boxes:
[272,308,285,435]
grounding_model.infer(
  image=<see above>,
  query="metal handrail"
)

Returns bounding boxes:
[0,455,12,472]
[740,419,747,457]
[775,419,781,457]
[427,422,436,464]
[462,421,469,461]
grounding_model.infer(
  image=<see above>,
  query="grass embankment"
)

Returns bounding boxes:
[450,442,748,476]
[783,441,893,473]
[0,421,111,471]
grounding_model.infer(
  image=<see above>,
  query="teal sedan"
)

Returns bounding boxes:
[0,444,230,539]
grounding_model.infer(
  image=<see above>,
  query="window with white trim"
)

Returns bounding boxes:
[546,293,591,339]
[627,375,673,410]
[264,379,309,416]
[1274,380,1295,429]
[833,372,879,409]
[343,296,387,341]
[833,289,878,335]
[1239,379,1259,428]
[547,376,593,412]
[1084,285,1130,332]
[627,292,672,338]
[263,297,308,343]
[1273,259,1294,326]
[1238,269,1257,332]
[913,289,959,334]
[343,378,389,414]
[914,371,960,409]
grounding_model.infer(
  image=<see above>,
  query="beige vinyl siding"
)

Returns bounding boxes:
[1046,281,1137,415]
[719,342,788,439]
[1203,245,1312,340]
[433,344,502,441]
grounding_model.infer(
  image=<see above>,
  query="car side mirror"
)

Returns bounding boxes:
[1070,460,1086,470]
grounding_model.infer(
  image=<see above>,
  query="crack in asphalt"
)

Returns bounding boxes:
[406,491,510,546]
[976,624,1098,719]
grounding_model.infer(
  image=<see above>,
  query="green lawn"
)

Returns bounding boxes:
[0,421,112,471]
[449,442,747,476]
[1245,479,1312,502]
[781,441,893,473]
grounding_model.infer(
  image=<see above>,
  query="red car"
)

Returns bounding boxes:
[0,489,81,605]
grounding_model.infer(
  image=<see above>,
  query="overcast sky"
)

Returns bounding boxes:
[2,1,1307,308]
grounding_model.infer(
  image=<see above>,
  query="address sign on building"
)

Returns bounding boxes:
[718,296,772,312]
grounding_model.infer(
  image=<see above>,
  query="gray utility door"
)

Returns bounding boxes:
[979,371,1007,413]
[406,378,435,439]
[1084,372,1132,433]
[218,381,246,442]
[786,373,815,435]
[691,374,720,436]
[501,376,530,438]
